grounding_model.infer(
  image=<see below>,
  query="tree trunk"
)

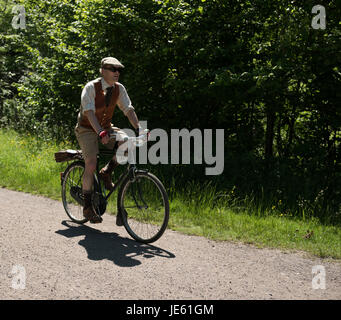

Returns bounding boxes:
[285,114,295,157]
[265,109,276,159]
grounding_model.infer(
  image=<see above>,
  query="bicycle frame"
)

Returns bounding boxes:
[93,129,150,202]
[95,149,147,202]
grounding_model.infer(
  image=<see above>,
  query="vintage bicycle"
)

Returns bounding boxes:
[55,130,169,243]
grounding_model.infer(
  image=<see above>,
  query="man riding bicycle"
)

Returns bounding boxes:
[75,57,142,224]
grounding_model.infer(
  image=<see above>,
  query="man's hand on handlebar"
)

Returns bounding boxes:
[135,127,150,139]
[99,130,110,144]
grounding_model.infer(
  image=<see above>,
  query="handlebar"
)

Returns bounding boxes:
[109,129,150,147]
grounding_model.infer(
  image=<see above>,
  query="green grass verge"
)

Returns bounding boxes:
[0,129,67,199]
[0,128,340,260]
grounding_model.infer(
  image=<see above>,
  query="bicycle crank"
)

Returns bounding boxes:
[93,192,107,216]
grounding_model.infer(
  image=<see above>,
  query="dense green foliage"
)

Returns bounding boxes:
[1,0,340,223]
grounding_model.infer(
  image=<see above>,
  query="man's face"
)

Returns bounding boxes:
[101,64,121,82]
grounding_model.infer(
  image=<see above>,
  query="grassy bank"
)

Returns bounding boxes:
[0,128,340,259]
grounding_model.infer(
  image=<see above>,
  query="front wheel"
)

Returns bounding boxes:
[117,171,169,243]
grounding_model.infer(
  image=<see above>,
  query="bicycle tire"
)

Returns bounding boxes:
[61,161,88,224]
[117,171,169,243]
[61,161,106,223]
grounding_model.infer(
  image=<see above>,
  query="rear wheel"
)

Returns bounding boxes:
[62,161,87,224]
[61,161,107,223]
[118,171,169,243]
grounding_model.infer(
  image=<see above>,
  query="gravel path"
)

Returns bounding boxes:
[0,188,340,300]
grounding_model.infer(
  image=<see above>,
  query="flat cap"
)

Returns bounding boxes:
[101,57,124,68]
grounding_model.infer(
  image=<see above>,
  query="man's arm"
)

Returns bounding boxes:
[126,109,141,131]
[81,82,109,141]
[84,110,110,144]
[83,110,102,134]
[116,83,141,132]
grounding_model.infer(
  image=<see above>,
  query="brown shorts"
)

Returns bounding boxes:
[74,124,128,160]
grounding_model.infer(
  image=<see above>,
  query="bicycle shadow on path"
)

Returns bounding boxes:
[56,221,175,268]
